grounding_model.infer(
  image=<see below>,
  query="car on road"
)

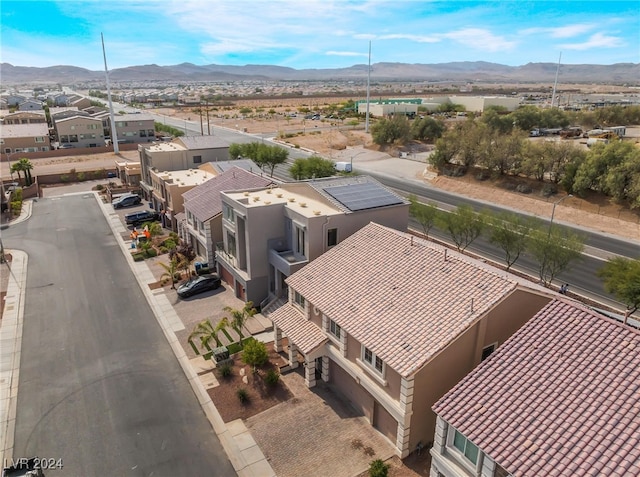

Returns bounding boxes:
[124,210,160,226]
[112,193,142,209]
[177,274,222,298]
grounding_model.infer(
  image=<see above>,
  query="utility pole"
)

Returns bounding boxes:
[102,33,119,154]
[365,40,371,133]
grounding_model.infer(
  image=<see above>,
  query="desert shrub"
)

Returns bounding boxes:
[132,252,145,261]
[77,172,85,181]
[144,248,157,258]
[10,201,22,215]
[161,238,176,250]
[60,174,70,182]
[218,363,233,378]
[95,184,104,191]
[541,183,558,197]
[236,388,249,404]
[516,183,533,194]
[368,459,389,477]
[264,369,280,387]
[13,188,22,201]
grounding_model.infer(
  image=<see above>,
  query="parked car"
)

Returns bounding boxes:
[124,210,160,226]
[112,194,142,209]
[177,274,222,298]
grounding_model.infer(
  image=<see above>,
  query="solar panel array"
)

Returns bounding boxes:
[323,182,403,211]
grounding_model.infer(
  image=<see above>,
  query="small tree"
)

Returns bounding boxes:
[597,257,640,315]
[242,338,268,372]
[188,319,218,354]
[158,258,180,289]
[408,195,440,238]
[289,156,336,180]
[438,205,487,251]
[487,212,540,271]
[223,302,257,345]
[528,226,585,286]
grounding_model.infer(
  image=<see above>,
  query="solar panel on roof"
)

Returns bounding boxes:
[323,182,403,211]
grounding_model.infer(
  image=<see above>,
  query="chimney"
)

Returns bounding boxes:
[411,236,414,246]
[444,249,448,261]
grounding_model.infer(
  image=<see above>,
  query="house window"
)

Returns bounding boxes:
[69,135,78,142]
[226,231,236,258]
[452,430,479,465]
[481,344,496,361]
[327,228,337,247]
[193,155,202,164]
[329,319,341,339]
[295,225,306,256]
[363,346,384,373]
[139,130,147,137]
[87,124,99,130]
[35,136,45,143]
[223,203,235,223]
[293,290,305,308]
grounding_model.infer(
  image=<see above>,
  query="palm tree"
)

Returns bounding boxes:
[158,257,180,289]
[17,158,33,186]
[9,163,23,185]
[188,319,218,354]
[223,301,257,345]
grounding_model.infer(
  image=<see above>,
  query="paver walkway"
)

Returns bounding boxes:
[245,369,396,477]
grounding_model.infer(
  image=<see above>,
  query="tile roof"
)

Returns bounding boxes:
[433,299,640,477]
[285,223,518,377]
[269,304,327,354]
[183,167,273,222]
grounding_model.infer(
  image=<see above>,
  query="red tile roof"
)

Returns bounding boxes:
[433,299,640,477]
[285,223,520,377]
[269,304,327,354]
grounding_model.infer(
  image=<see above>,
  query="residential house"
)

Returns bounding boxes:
[1,123,51,154]
[54,115,104,148]
[114,159,142,186]
[1,111,47,125]
[430,299,640,477]
[216,176,410,305]
[138,136,230,201]
[181,166,274,268]
[18,99,44,112]
[110,113,156,144]
[148,167,216,230]
[269,223,554,458]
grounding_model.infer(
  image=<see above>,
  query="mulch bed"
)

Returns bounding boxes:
[208,349,292,422]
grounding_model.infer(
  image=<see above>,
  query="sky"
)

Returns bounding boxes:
[1,0,639,70]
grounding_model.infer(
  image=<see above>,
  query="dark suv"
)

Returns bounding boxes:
[125,210,160,226]
[112,193,141,209]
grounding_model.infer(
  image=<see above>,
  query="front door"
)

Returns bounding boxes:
[315,357,323,380]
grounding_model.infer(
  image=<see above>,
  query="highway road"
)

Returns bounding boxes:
[4,195,235,476]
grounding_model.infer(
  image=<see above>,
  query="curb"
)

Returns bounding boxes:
[0,250,28,466]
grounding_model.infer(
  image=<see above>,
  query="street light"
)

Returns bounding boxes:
[350,150,368,172]
[548,194,573,238]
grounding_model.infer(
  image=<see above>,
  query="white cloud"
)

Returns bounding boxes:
[560,32,626,51]
[443,28,516,52]
[376,33,441,44]
[520,24,595,38]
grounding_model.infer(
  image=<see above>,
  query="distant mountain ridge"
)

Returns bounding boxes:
[1,61,638,85]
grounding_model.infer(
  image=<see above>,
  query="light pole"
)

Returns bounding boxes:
[548,194,573,239]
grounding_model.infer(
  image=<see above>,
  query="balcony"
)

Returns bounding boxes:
[269,248,308,276]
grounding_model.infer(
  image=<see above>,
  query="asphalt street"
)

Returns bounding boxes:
[4,195,235,476]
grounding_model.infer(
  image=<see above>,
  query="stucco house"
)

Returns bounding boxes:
[0,111,47,125]
[268,223,554,458]
[215,176,409,305]
[110,113,156,144]
[181,166,274,268]
[138,136,230,202]
[1,123,51,154]
[54,115,104,148]
[430,299,640,477]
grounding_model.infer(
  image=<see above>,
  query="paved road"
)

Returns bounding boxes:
[4,195,235,476]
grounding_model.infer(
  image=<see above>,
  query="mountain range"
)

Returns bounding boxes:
[1,61,639,85]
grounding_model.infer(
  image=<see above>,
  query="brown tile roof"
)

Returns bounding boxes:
[269,304,327,354]
[285,223,518,377]
[433,299,640,477]
[183,167,273,222]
